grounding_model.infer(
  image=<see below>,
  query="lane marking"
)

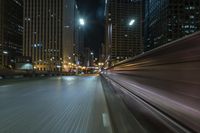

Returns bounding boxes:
[0,85,13,88]
[102,113,110,127]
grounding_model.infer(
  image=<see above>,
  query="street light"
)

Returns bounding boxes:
[129,19,135,26]
[79,18,85,26]
[3,50,8,55]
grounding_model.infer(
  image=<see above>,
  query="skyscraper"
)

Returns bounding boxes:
[0,0,23,69]
[105,0,143,66]
[144,0,200,51]
[74,4,85,66]
[23,0,76,71]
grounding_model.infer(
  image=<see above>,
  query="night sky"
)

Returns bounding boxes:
[76,0,105,57]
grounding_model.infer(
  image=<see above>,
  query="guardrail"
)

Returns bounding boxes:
[103,31,200,133]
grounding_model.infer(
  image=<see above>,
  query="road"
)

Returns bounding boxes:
[0,76,113,133]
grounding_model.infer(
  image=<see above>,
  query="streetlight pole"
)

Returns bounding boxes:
[2,50,8,68]
[91,52,94,66]
[128,19,136,58]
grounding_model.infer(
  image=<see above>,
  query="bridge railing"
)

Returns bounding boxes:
[103,31,200,132]
[109,31,200,84]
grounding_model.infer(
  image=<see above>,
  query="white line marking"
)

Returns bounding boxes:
[102,113,110,127]
[0,85,13,87]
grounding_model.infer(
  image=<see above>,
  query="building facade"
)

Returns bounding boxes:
[74,25,85,66]
[0,0,23,69]
[74,4,85,66]
[83,48,93,67]
[144,0,200,51]
[105,0,143,66]
[99,43,106,63]
[23,0,76,71]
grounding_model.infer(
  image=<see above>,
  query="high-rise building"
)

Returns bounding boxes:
[74,25,85,65]
[144,0,200,51]
[83,48,93,67]
[0,0,23,69]
[99,43,106,63]
[23,0,76,71]
[105,0,143,66]
[74,4,85,66]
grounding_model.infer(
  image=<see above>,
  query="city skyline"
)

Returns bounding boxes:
[144,0,200,51]
[0,1,200,133]
[23,0,78,71]
[0,0,23,69]
[0,0,200,70]
[105,0,143,66]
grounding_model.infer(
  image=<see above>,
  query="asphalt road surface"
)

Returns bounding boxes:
[0,76,113,133]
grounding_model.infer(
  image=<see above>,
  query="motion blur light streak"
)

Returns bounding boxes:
[103,32,200,133]
[0,0,200,133]
[0,76,112,133]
